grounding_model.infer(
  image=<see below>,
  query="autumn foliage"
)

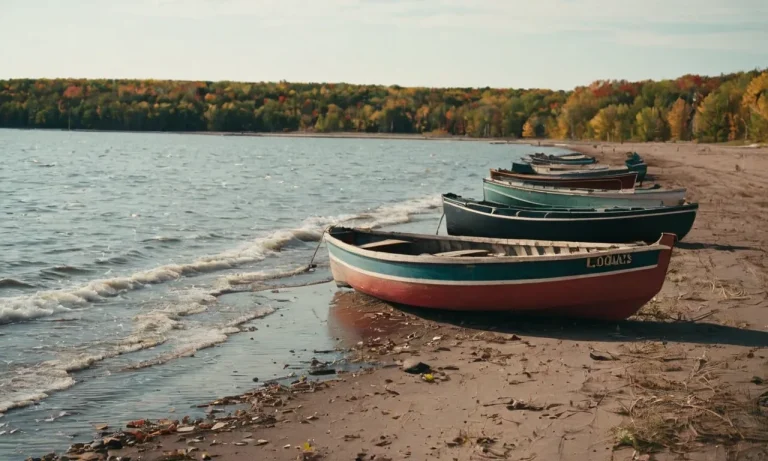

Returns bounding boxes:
[1,70,767,142]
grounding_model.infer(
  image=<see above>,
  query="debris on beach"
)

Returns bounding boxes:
[26,379,335,461]
[308,367,336,376]
[589,350,619,361]
[401,358,430,374]
[506,399,545,411]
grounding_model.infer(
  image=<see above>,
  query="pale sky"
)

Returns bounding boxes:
[1,0,766,89]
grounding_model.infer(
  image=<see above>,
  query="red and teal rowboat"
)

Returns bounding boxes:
[325,226,676,321]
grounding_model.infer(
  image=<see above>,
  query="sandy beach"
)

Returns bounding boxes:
[41,141,768,461]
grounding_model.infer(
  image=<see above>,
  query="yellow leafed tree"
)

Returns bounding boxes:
[589,104,629,141]
[741,71,768,141]
[589,105,618,141]
[555,89,599,139]
[667,98,691,141]
[522,119,536,138]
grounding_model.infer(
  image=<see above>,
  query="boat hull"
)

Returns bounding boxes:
[483,179,684,208]
[443,195,697,243]
[326,234,674,321]
[490,168,637,190]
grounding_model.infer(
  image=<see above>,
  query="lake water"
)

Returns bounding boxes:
[0,129,559,458]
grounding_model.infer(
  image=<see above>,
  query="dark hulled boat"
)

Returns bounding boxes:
[442,193,697,243]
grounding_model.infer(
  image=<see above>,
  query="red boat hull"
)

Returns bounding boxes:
[330,249,671,321]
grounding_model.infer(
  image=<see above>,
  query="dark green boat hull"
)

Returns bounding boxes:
[443,194,697,244]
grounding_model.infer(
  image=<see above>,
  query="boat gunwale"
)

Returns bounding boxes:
[325,226,672,265]
[442,195,698,222]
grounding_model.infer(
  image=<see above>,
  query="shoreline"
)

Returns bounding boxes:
[1,127,510,143]
[25,141,768,461]
[3,127,766,150]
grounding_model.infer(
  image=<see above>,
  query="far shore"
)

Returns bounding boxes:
[4,127,766,151]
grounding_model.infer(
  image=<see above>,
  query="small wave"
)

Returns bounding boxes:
[189,232,229,241]
[140,236,183,244]
[0,364,75,415]
[42,265,94,276]
[24,206,56,214]
[42,247,84,255]
[0,195,441,326]
[7,260,48,268]
[0,289,223,414]
[123,307,276,371]
[220,265,313,287]
[0,334,169,415]
[95,250,148,266]
[0,279,35,290]
[95,256,129,265]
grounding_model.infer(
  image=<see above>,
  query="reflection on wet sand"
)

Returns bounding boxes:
[327,290,412,346]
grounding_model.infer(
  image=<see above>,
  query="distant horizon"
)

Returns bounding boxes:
[2,65,766,91]
[3,0,767,90]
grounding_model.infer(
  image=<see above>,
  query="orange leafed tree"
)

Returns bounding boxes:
[62,85,83,99]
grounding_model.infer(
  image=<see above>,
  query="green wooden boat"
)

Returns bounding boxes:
[442,193,697,243]
[483,178,685,208]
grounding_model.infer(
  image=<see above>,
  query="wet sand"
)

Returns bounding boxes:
[51,142,768,461]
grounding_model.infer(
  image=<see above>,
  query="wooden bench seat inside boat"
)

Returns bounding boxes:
[359,239,411,250]
[433,249,490,257]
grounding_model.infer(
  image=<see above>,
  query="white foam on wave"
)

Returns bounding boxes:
[0,364,76,415]
[0,186,424,414]
[123,307,276,371]
[0,289,222,415]
[221,265,314,288]
[0,195,441,326]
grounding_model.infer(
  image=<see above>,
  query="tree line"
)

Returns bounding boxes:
[1,70,767,142]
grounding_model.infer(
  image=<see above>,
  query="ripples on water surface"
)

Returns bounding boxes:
[0,129,559,457]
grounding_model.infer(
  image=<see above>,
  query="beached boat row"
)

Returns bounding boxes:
[324,151,696,321]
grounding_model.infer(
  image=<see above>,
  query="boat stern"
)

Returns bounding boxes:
[330,259,352,288]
